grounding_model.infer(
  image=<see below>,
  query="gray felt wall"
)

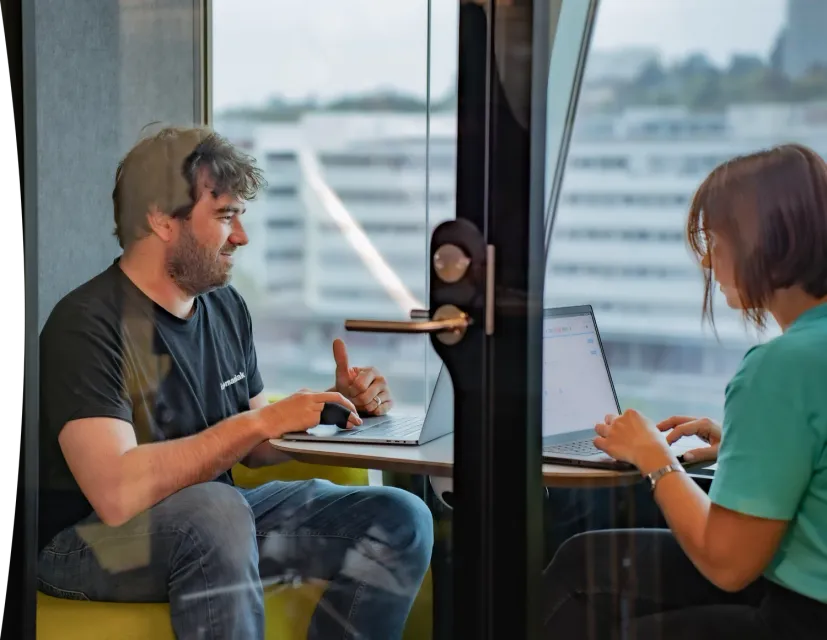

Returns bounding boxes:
[35,0,202,330]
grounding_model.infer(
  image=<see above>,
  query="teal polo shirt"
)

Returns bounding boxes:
[710,302,827,602]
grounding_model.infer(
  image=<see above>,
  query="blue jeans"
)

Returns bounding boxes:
[37,479,434,640]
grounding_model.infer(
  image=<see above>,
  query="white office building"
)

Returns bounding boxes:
[214,97,827,419]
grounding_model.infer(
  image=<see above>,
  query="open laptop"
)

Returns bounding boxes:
[541,305,710,470]
[282,363,453,445]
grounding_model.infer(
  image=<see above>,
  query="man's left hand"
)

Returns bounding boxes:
[332,338,393,416]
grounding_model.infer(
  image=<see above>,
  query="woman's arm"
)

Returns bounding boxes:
[635,443,788,591]
[595,410,787,591]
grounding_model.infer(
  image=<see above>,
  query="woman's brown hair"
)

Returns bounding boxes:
[686,143,827,329]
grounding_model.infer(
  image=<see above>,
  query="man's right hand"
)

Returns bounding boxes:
[656,415,722,463]
[256,391,362,438]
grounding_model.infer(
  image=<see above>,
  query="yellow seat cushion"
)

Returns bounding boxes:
[37,581,326,640]
[37,571,431,639]
[231,460,369,488]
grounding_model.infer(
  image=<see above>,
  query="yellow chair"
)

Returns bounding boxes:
[232,458,369,488]
[37,460,433,639]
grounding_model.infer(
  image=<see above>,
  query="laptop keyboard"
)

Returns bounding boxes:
[341,417,422,439]
[544,434,709,458]
[543,439,602,457]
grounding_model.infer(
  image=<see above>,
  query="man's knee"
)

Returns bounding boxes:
[368,487,434,569]
[169,482,257,563]
[161,484,262,630]
[340,487,433,597]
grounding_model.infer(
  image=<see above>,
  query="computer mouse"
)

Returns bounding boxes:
[320,402,352,429]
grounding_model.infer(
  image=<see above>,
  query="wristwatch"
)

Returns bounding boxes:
[645,462,684,492]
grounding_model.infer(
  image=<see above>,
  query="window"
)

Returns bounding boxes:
[211,0,821,427]
[555,228,686,243]
[266,248,303,261]
[544,0,819,422]
[564,193,689,207]
[213,1,457,412]
[267,282,302,294]
[267,186,298,197]
[266,219,302,230]
[266,152,297,163]
[334,189,412,204]
[569,155,629,170]
[550,263,695,280]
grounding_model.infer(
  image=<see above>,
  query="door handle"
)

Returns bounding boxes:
[345,304,471,345]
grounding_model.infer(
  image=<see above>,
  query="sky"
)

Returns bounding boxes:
[212,0,788,111]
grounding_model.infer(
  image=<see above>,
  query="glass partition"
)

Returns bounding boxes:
[544,0,822,422]
[30,0,824,636]
[542,0,827,637]
[212,0,460,411]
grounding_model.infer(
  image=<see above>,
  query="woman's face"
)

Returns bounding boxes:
[706,232,743,309]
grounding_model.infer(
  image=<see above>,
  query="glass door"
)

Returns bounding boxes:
[345,1,599,636]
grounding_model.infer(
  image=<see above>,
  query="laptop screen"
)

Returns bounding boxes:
[542,308,620,438]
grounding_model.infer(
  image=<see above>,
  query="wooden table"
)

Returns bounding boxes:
[270,434,643,488]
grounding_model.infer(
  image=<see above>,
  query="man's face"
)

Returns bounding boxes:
[165,179,248,296]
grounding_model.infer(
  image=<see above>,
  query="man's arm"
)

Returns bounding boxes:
[59,410,267,528]
[61,387,359,526]
[238,392,291,468]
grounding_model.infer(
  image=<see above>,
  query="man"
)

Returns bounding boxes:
[36,126,434,640]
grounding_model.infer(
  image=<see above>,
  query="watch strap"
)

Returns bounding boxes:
[646,462,684,491]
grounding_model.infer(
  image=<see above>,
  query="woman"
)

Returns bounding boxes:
[543,143,827,639]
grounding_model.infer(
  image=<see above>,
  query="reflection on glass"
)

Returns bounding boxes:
[545,0,827,423]
[213,0,827,426]
[213,0,459,411]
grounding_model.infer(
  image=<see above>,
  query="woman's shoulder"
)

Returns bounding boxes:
[728,330,826,403]
[745,327,822,368]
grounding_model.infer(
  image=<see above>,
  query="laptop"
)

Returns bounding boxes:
[282,363,453,445]
[541,305,710,470]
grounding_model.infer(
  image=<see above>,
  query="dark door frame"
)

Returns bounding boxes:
[444,1,549,637]
[1,0,38,637]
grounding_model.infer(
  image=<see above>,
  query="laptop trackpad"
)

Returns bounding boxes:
[306,425,342,438]
[306,418,389,437]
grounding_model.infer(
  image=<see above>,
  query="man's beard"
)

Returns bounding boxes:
[166,223,235,297]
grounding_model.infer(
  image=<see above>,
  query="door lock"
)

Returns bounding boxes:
[433,243,471,284]
[344,304,471,345]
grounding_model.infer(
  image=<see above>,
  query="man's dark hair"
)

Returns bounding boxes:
[112,125,266,249]
[687,142,827,329]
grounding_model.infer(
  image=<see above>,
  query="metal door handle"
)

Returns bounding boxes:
[344,316,468,333]
[345,304,471,345]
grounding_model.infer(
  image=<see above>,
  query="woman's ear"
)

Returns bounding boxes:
[146,205,175,243]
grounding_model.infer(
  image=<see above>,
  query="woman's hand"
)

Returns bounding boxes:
[657,415,722,463]
[594,409,677,474]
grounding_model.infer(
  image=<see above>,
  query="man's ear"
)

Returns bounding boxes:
[146,205,175,243]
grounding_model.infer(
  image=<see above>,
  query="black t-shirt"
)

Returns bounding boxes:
[37,260,264,551]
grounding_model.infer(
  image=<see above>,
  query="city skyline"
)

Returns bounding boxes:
[213,0,787,110]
